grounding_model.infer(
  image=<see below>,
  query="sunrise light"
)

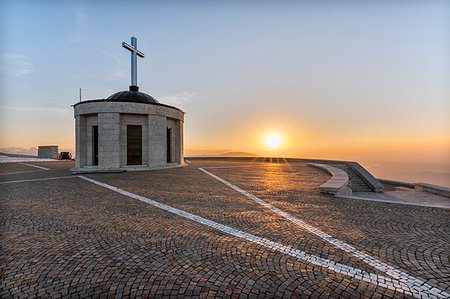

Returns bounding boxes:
[265,133,282,149]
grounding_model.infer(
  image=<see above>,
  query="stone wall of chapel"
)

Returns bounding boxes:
[179,119,184,164]
[75,116,87,168]
[166,118,182,164]
[148,115,167,168]
[98,113,120,169]
[73,101,184,171]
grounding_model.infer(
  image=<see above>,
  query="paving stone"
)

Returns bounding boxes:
[0,160,448,298]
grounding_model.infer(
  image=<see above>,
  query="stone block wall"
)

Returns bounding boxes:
[148,115,166,167]
[38,146,58,159]
[98,113,120,169]
[75,116,86,168]
[166,118,182,164]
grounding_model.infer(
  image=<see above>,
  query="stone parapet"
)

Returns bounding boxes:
[414,183,450,198]
[378,178,414,189]
[346,162,384,193]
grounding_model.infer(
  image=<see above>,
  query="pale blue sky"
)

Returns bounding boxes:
[0,1,449,163]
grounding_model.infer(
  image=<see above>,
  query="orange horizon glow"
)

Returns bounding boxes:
[184,131,450,164]
[1,119,449,166]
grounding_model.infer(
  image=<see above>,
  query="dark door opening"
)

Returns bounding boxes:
[93,126,98,165]
[167,127,172,163]
[127,125,142,165]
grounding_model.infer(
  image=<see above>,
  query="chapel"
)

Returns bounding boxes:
[71,37,184,173]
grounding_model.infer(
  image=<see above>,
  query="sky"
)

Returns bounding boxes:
[0,1,449,182]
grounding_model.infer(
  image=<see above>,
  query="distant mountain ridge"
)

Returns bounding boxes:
[193,151,259,157]
[0,151,37,158]
[218,152,259,157]
[0,147,38,156]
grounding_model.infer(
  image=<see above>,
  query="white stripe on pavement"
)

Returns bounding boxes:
[79,175,444,298]
[198,167,448,299]
[0,176,77,185]
[20,163,50,170]
[0,170,44,176]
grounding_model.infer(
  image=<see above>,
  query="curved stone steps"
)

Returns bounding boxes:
[307,163,351,195]
[331,164,375,192]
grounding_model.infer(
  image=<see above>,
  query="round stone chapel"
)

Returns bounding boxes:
[72,86,184,173]
[71,36,184,172]
[71,37,184,173]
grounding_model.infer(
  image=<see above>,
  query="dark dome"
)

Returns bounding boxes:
[107,90,159,104]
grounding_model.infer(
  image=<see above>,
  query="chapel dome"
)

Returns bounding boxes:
[107,89,159,104]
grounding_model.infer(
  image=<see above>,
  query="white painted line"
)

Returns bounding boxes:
[20,163,50,170]
[0,170,44,176]
[0,157,56,164]
[0,176,77,185]
[198,167,448,298]
[79,175,445,298]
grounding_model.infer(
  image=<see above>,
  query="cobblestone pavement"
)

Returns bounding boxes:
[1,160,449,298]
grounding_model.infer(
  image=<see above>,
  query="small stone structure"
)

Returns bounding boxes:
[38,146,58,159]
[71,86,184,172]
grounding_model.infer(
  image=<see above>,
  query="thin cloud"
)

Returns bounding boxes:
[106,69,126,82]
[67,4,87,45]
[96,47,126,66]
[0,54,33,77]
[163,91,197,105]
[67,32,86,45]
[0,106,70,115]
[74,6,86,26]
[68,5,126,67]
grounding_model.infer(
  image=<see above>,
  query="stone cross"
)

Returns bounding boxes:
[122,36,145,87]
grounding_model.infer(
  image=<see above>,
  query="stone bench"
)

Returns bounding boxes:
[307,163,351,195]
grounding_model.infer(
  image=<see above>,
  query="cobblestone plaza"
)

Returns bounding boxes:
[1,160,449,298]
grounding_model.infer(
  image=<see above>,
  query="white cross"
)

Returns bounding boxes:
[122,36,145,87]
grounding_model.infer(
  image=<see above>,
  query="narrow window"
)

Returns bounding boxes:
[93,126,98,166]
[167,127,172,163]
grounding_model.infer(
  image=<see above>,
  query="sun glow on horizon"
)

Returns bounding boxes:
[264,133,282,149]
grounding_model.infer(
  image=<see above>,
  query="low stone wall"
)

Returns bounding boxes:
[378,179,449,198]
[414,183,450,198]
[377,179,414,191]
[186,156,351,164]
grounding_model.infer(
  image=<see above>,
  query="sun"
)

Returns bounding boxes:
[265,133,282,149]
